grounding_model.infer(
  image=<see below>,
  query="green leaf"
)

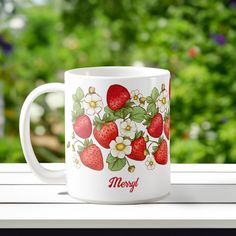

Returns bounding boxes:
[75,87,84,101]
[152,146,158,153]
[143,120,150,126]
[106,154,127,171]
[72,94,78,102]
[73,102,81,111]
[114,107,132,119]
[103,112,115,122]
[124,99,135,108]
[73,107,84,118]
[77,145,84,153]
[147,102,157,116]
[104,106,114,114]
[130,106,146,123]
[146,96,153,103]
[151,87,159,101]
[71,111,77,122]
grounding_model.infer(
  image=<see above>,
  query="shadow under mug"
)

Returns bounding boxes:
[19,66,171,204]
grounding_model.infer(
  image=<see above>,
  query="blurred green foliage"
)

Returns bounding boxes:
[1,0,236,163]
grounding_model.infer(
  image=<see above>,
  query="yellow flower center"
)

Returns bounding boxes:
[149,161,154,166]
[125,125,131,131]
[133,95,138,100]
[89,101,97,108]
[161,97,166,105]
[116,143,126,151]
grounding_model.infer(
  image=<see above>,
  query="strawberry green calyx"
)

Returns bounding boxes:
[152,136,164,155]
[134,130,144,140]
[93,113,115,130]
[77,139,93,154]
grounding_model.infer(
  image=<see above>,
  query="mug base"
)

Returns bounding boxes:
[68,191,170,205]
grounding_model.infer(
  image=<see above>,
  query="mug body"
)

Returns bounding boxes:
[65,66,171,203]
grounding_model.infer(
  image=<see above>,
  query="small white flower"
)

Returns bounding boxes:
[131,89,143,105]
[84,93,103,116]
[145,157,155,170]
[109,136,132,159]
[157,89,169,113]
[120,119,137,139]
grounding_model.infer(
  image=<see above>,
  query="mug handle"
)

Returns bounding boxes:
[19,83,66,183]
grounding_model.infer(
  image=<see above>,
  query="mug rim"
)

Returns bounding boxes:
[65,66,170,80]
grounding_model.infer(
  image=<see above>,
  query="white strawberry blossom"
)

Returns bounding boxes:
[130,89,143,106]
[145,157,155,170]
[84,93,103,116]
[109,136,132,159]
[120,119,137,139]
[157,88,169,113]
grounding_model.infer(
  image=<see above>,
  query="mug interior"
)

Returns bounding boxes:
[65,66,170,79]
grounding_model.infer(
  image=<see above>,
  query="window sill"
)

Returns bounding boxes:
[0,163,236,228]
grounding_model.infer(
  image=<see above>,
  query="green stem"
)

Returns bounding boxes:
[97,112,102,120]
[74,138,84,146]
[148,142,153,149]
[149,140,159,144]
[126,157,131,167]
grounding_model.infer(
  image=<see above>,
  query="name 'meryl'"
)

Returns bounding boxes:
[108,177,139,192]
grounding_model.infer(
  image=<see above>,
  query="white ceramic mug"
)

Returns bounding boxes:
[20,66,171,204]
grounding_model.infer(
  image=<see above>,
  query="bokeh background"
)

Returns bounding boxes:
[1,0,236,163]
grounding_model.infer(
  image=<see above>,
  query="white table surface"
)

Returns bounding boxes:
[1,163,236,228]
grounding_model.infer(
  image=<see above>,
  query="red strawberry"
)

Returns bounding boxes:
[80,144,104,171]
[164,115,170,140]
[94,121,118,148]
[147,113,163,138]
[73,115,92,139]
[127,132,147,161]
[153,138,168,165]
[107,84,130,111]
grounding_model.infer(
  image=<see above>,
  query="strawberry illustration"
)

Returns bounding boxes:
[164,114,170,140]
[73,114,92,139]
[78,140,104,171]
[93,114,118,149]
[107,84,130,111]
[147,113,163,138]
[153,138,168,165]
[127,131,147,161]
